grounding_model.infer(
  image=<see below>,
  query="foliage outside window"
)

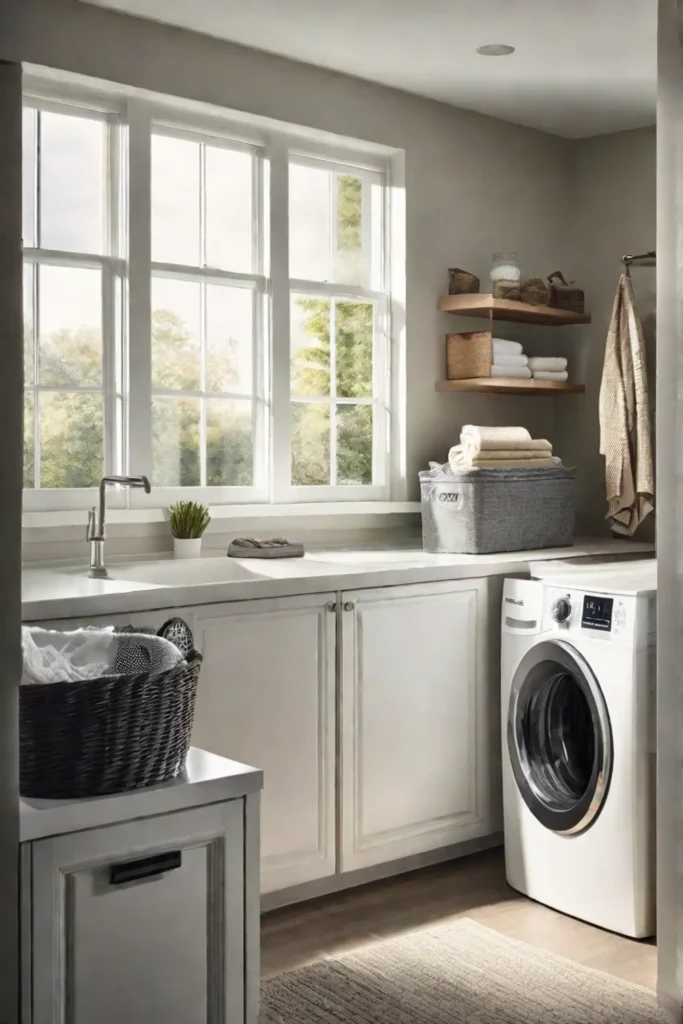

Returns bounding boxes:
[21,90,391,510]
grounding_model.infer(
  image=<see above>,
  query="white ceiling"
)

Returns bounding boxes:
[80,0,657,138]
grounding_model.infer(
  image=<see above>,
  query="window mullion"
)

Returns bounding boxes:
[199,144,207,487]
[268,138,291,502]
[329,299,337,487]
[32,265,40,490]
[126,102,153,483]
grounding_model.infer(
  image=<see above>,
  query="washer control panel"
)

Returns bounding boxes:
[541,585,649,648]
[581,594,614,632]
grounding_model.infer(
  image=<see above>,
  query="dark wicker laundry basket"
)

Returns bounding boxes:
[20,620,202,800]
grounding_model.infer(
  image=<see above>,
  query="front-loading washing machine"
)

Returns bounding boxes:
[501,559,656,938]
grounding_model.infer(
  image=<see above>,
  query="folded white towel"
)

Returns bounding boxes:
[461,426,531,451]
[449,446,561,471]
[492,354,528,368]
[528,357,568,372]
[452,446,553,462]
[491,365,532,379]
[492,339,523,356]
[532,370,569,382]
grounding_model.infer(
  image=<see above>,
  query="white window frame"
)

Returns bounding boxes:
[22,79,395,512]
[22,92,127,513]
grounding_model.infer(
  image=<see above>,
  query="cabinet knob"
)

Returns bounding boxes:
[344,602,355,612]
[326,601,337,612]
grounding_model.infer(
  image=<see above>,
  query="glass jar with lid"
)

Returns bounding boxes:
[490,252,521,300]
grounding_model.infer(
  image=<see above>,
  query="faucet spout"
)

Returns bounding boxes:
[88,475,152,579]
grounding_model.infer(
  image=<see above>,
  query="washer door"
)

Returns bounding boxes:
[507,640,613,836]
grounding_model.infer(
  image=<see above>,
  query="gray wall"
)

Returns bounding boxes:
[0,58,24,1024]
[555,127,656,536]
[2,0,579,498]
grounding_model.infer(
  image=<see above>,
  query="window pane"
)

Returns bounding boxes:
[22,107,36,248]
[24,392,34,490]
[23,263,34,385]
[40,111,106,254]
[205,146,252,272]
[289,163,331,282]
[39,392,103,488]
[291,402,330,486]
[291,296,330,397]
[152,134,200,266]
[152,278,201,391]
[38,265,102,387]
[206,285,253,394]
[206,399,253,486]
[152,396,200,486]
[334,175,364,286]
[337,404,372,485]
[336,300,373,399]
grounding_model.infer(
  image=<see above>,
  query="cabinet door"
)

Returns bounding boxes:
[29,802,245,1024]
[340,578,494,872]
[191,594,336,894]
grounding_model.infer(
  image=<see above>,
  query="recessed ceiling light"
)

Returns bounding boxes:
[476,44,516,56]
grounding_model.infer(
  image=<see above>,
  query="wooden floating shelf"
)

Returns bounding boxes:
[436,378,586,397]
[439,293,591,326]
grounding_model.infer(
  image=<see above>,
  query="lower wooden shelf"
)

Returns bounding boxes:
[436,377,585,397]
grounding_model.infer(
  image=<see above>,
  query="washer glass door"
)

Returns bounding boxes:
[508,639,612,835]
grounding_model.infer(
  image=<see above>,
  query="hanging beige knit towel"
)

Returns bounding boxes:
[598,273,654,536]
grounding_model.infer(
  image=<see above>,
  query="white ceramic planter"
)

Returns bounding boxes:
[173,537,202,559]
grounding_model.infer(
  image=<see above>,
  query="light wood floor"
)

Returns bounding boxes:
[261,847,657,990]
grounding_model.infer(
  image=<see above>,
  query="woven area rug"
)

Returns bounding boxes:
[260,918,666,1023]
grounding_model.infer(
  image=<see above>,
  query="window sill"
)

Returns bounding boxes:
[23,501,421,532]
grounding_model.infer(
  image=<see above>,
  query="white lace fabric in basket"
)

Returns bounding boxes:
[21,626,183,685]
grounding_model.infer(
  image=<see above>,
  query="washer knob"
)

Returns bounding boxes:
[552,597,572,623]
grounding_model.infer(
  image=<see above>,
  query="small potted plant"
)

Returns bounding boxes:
[168,501,211,559]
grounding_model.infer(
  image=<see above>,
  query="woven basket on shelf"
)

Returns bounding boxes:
[20,624,202,800]
[447,331,492,380]
[448,267,480,295]
[520,277,551,306]
[547,270,585,313]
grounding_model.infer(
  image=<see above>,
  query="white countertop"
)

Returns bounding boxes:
[20,747,263,843]
[22,537,654,621]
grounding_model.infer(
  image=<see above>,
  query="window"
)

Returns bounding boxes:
[288,158,387,496]
[22,86,393,510]
[22,101,121,497]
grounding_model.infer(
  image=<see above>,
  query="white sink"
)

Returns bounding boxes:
[108,558,260,586]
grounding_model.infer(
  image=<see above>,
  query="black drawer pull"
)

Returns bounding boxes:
[109,850,182,885]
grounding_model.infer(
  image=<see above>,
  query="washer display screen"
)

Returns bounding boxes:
[582,595,614,631]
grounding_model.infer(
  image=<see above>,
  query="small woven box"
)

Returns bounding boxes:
[446,332,492,380]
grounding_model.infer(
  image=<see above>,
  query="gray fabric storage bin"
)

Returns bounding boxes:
[420,466,575,554]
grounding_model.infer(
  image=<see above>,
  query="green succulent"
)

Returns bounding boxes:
[168,501,211,539]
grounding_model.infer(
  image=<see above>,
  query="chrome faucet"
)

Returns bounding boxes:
[87,475,151,579]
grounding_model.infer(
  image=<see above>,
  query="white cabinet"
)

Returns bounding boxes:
[190,594,337,894]
[339,578,496,872]
[24,799,254,1024]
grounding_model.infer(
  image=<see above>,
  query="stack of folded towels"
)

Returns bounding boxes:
[449,425,561,470]
[491,338,530,379]
[527,357,568,383]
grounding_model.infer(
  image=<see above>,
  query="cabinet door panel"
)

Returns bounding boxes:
[30,802,244,1024]
[341,579,493,871]
[191,595,336,893]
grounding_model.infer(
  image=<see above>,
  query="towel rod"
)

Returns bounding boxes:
[622,250,656,270]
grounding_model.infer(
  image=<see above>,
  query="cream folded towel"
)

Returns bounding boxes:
[492,354,528,368]
[532,370,569,382]
[491,365,532,379]
[449,446,560,471]
[492,339,523,356]
[461,425,531,451]
[457,446,553,461]
[528,357,568,372]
